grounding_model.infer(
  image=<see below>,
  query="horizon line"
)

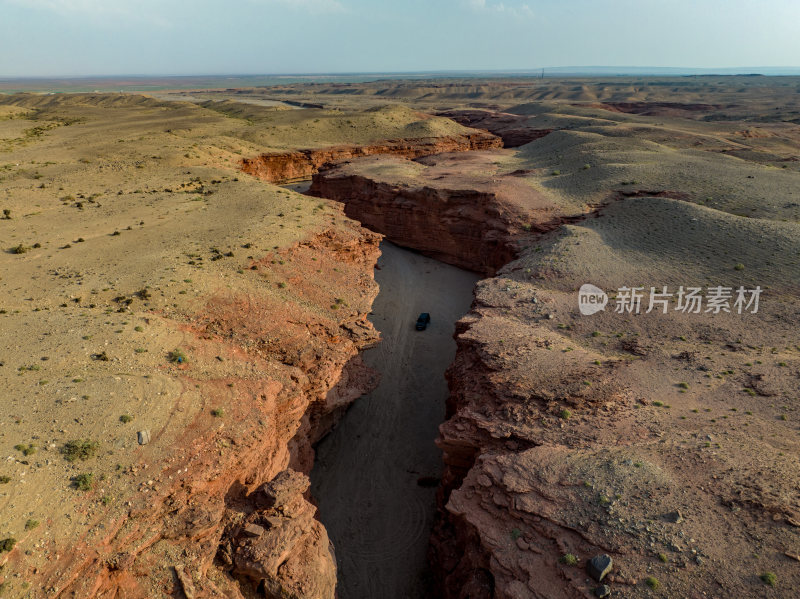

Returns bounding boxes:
[3,66,800,81]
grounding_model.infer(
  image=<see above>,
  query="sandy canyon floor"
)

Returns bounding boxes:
[1,76,799,598]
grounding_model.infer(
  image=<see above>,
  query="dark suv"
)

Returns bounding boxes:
[415,313,431,331]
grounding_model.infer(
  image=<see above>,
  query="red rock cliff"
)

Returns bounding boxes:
[240,132,502,184]
[307,153,572,276]
[39,224,383,599]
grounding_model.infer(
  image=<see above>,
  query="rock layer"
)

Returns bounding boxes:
[307,152,577,275]
[239,132,502,184]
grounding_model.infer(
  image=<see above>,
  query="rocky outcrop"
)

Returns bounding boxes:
[428,277,635,599]
[227,470,336,599]
[240,132,502,183]
[437,110,553,148]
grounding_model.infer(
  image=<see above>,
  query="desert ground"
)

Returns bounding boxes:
[0,76,799,598]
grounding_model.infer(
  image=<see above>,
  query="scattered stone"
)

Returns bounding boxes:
[137,430,151,445]
[587,554,613,582]
[173,565,196,599]
[243,523,265,538]
[261,469,309,510]
[664,510,683,524]
[784,551,800,561]
[595,584,611,598]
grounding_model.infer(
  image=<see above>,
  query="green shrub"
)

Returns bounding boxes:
[14,443,36,456]
[645,576,660,590]
[72,473,94,491]
[761,572,777,587]
[168,348,187,364]
[560,553,578,566]
[61,439,99,462]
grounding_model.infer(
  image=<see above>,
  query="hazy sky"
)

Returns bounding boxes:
[1,0,798,77]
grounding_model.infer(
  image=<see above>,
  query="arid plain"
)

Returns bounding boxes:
[1,76,800,598]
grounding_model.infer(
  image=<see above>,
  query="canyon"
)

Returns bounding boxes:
[2,78,800,599]
[240,132,501,184]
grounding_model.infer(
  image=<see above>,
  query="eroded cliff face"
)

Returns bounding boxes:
[309,175,516,275]
[307,152,578,276]
[40,223,382,599]
[240,132,502,184]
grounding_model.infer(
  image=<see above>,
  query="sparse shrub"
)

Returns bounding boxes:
[211,408,224,417]
[72,473,94,491]
[510,528,522,540]
[1,208,10,219]
[551,170,561,176]
[168,348,187,364]
[61,439,99,462]
[0,537,17,552]
[10,243,30,254]
[658,552,668,562]
[119,414,133,423]
[14,443,36,456]
[24,519,39,530]
[645,576,660,590]
[0,475,10,484]
[559,408,571,420]
[734,263,745,271]
[761,572,777,586]
[134,326,143,332]
[560,553,578,566]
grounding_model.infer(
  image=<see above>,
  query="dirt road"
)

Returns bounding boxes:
[311,241,479,599]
